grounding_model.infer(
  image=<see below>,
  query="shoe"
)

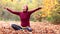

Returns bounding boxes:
[11,24,22,30]
[26,27,33,32]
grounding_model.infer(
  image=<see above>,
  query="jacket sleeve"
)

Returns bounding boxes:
[29,7,42,14]
[6,8,20,15]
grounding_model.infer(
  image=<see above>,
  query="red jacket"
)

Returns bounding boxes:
[6,7,41,27]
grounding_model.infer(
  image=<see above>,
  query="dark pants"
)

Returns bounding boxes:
[11,24,32,32]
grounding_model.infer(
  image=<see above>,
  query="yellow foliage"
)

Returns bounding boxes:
[42,0,58,17]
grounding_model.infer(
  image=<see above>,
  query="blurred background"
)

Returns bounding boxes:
[0,0,60,24]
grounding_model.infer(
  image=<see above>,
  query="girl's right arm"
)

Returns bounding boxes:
[4,7,20,15]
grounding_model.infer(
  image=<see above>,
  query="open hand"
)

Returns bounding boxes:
[4,7,8,9]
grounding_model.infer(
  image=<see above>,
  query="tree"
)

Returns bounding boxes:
[50,0,60,24]
[41,0,58,21]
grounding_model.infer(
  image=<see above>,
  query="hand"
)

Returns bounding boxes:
[4,7,8,9]
[39,5,44,9]
[38,7,42,9]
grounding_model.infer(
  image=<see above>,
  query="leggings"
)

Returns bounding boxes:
[11,24,32,32]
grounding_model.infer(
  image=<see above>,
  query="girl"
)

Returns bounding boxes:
[4,5,42,32]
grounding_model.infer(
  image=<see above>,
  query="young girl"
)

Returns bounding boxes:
[4,5,42,32]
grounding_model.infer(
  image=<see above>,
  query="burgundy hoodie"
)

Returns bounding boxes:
[6,6,41,27]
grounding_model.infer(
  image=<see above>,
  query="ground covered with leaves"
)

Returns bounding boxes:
[0,21,60,34]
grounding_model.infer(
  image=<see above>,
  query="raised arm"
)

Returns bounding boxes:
[4,7,20,15]
[29,7,42,14]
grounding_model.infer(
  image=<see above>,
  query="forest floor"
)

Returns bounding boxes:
[0,21,60,34]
